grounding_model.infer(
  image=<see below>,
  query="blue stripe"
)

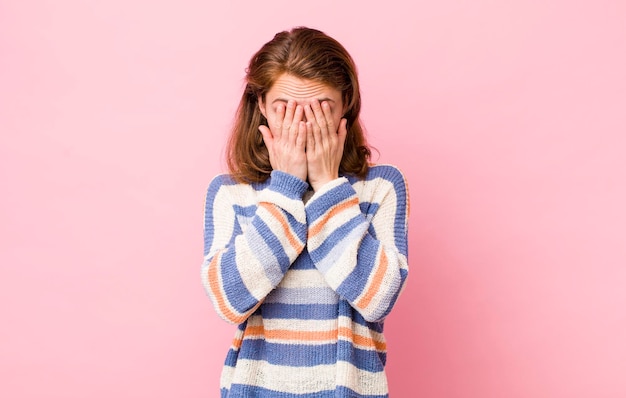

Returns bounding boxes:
[246,225,285,285]
[378,268,409,320]
[346,165,409,257]
[238,341,337,366]
[283,210,307,241]
[312,225,367,275]
[305,182,355,221]
[224,347,239,367]
[220,249,259,314]
[269,170,309,199]
[226,384,388,398]
[359,201,380,222]
[336,234,380,302]
[248,215,291,273]
[235,340,386,371]
[336,340,387,370]
[260,303,339,320]
[203,179,223,256]
[308,214,365,268]
[338,300,384,333]
[233,203,257,218]
[290,250,316,269]
[265,286,339,305]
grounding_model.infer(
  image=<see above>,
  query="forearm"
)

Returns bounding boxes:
[202,172,309,324]
[305,176,409,322]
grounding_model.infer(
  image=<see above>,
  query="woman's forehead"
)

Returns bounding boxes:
[267,73,341,102]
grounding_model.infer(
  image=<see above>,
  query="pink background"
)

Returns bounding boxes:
[2,1,625,397]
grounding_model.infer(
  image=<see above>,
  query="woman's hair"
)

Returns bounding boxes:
[226,26,371,183]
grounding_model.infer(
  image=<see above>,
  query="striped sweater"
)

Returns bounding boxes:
[201,164,409,397]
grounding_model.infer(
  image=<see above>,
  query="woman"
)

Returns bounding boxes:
[201,27,409,398]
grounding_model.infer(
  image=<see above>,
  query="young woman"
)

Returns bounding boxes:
[201,27,409,398]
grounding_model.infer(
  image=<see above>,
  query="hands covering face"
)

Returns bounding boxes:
[258,99,348,192]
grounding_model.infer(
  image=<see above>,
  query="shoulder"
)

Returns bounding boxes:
[347,164,408,194]
[206,173,237,191]
[364,164,408,186]
[204,173,268,206]
[205,174,236,200]
[352,164,410,214]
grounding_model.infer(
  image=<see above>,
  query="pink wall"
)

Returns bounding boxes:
[1,1,625,397]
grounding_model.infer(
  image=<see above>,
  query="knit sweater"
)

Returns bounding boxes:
[201,164,409,397]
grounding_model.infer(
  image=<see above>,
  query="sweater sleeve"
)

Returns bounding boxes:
[201,171,309,324]
[304,166,409,323]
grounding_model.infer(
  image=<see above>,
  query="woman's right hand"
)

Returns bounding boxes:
[258,100,308,182]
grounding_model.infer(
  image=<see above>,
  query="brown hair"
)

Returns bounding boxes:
[226,26,371,183]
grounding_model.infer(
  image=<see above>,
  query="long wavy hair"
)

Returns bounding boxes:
[226,27,371,183]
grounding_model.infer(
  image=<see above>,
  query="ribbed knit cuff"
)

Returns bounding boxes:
[304,177,354,219]
[268,170,309,199]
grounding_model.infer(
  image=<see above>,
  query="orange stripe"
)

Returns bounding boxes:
[356,249,389,310]
[242,326,386,351]
[259,202,303,253]
[230,325,246,350]
[309,197,359,238]
[338,327,386,351]
[244,326,338,341]
[207,252,258,324]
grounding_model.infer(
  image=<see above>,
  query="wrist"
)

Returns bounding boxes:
[309,175,338,192]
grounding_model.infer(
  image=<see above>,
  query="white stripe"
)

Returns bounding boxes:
[279,269,329,289]
[207,188,236,258]
[244,226,283,286]
[356,176,395,206]
[307,197,361,252]
[248,316,338,332]
[369,183,399,248]
[222,183,258,207]
[230,360,336,394]
[244,316,339,345]
[219,365,235,390]
[256,204,303,259]
[225,360,388,395]
[321,224,367,286]
[258,188,307,224]
[235,235,274,301]
[203,251,244,323]
[336,360,388,395]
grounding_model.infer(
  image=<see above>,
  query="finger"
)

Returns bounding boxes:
[310,99,328,137]
[337,118,348,147]
[321,101,336,134]
[272,103,285,140]
[290,105,304,143]
[304,104,321,144]
[258,125,273,147]
[303,104,316,127]
[296,121,307,149]
[282,100,296,136]
[305,121,314,152]
[311,109,323,150]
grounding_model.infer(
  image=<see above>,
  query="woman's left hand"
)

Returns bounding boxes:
[304,100,348,192]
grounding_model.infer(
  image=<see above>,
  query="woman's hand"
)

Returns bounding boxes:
[258,100,308,182]
[304,100,348,191]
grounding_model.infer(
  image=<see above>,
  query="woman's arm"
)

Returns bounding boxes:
[304,165,409,323]
[201,171,308,324]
